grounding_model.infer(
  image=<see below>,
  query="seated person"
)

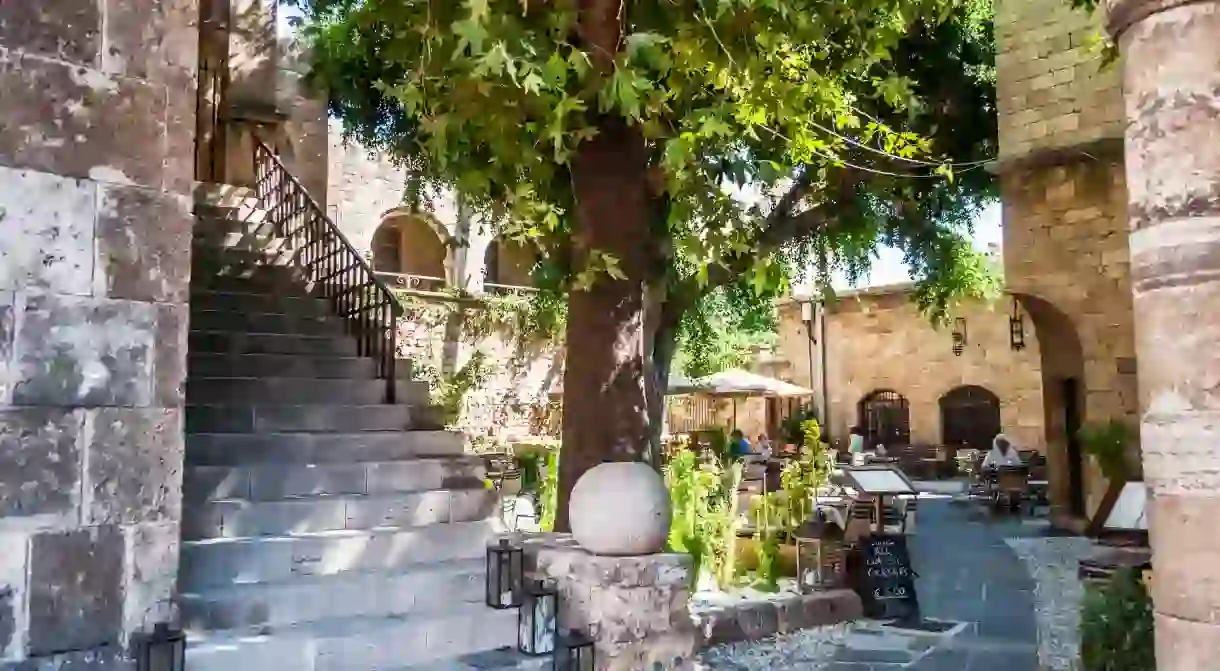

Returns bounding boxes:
[755,434,774,459]
[729,429,752,458]
[981,434,1024,470]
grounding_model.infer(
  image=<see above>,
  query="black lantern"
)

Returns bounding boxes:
[1009,297,1026,351]
[486,538,524,609]
[518,579,559,656]
[133,622,185,671]
[794,514,846,594]
[554,629,595,671]
[951,317,967,356]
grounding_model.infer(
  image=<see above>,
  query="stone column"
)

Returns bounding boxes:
[1104,0,1220,667]
[0,0,196,666]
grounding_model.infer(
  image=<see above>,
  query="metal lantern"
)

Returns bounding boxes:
[554,629,596,671]
[1009,297,1026,351]
[486,538,524,609]
[794,516,846,594]
[951,317,968,356]
[518,579,559,656]
[133,622,185,671]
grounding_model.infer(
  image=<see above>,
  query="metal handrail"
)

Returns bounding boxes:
[252,138,403,402]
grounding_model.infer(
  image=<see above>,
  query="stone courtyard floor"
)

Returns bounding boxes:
[698,495,1088,670]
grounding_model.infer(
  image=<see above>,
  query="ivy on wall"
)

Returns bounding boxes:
[394,288,566,435]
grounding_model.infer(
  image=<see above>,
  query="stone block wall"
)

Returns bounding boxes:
[996,0,1135,519]
[995,0,1124,159]
[1002,157,1137,426]
[775,291,1045,450]
[0,0,195,665]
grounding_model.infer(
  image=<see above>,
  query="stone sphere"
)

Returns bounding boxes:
[569,461,672,556]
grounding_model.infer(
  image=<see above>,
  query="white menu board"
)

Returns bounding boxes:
[843,467,917,495]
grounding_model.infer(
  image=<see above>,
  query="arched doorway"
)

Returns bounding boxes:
[939,385,1001,452]
[1015,292,1088,518]
[858,390,911,448]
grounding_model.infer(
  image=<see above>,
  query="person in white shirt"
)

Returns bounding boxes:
[982,434,1023,469]
[848,426,866,466]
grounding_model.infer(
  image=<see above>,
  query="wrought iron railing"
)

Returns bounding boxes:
[374,271,449,293]
[252,138,402,402]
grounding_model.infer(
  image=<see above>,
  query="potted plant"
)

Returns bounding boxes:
[1078,419,1139,537]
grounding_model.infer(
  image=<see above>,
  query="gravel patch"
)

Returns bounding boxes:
[1005,536,1094,670]
[696,623,853,669]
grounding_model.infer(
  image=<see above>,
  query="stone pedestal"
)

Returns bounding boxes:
[518,534,699,671]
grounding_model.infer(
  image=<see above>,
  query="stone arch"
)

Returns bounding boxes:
[857,389,911,448]
[1013,292,1088,518]
[483,236,538,289]
[938,385,1002,452]
[371,211,452,290]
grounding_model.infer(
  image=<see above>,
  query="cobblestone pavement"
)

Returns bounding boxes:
[698,496,1050,670]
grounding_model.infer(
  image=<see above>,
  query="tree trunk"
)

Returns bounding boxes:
[554,117,652,532]
[645,291,683,468]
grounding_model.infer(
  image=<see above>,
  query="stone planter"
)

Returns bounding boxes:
[569,461,671,555]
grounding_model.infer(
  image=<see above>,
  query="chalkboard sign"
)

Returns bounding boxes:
[851,533,919,620]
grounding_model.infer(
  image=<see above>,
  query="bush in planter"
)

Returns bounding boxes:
[1078,419,1138,483]
[1080,568,1155,671]
[664,449,744,590]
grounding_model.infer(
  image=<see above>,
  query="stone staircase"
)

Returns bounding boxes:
[181,185,516,670]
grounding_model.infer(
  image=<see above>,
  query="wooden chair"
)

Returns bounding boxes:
[992,466,1029,512]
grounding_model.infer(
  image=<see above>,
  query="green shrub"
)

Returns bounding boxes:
[1080,568,1155,671]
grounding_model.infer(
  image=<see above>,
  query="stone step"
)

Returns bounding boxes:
[186,403,418,434]
[190,309,348,337]
[185,606,518,671]
[196,271,314,296]
[189,330,360,357]
[193,224,286,253]
[180,558,488,631]
[185,377,426,405]
[190,288,334,318]
[189,353,378,380]
[394,649,551,671]
[184,489,498,540]
[179,520,499,589]
[184,456,484,503]
[194,183,259,211]
[184,430,467,466]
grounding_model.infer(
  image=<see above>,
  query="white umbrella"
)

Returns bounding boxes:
[684,368,814,429]
[687,368,814,397]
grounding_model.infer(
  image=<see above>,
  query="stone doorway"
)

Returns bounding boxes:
[859,389,911,448]
[939,385,1001,452]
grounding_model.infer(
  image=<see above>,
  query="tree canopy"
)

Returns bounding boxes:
[291,0,1000,528]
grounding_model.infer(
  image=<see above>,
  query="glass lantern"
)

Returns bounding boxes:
[518,579,559,656]
[486,538,524,609]
[794,515,846,594]
[554,629,595,671]
[134,622,186,671]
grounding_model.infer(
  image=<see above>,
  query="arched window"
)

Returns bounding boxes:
[939,385,1002,452]
[371,214,448,291]
[484,237,538,291]
[858,390,911,448]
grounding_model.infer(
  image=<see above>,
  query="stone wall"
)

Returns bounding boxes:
[995,0,1124,159]
[995,0,1135,521]
[396,294,564,441]
[0,0,195,665]
[776,290,1046,451]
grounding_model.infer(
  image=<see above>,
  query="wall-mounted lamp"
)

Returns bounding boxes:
[1009,297,1026,351]
[951,317,968,357]
[800,301,817,343]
